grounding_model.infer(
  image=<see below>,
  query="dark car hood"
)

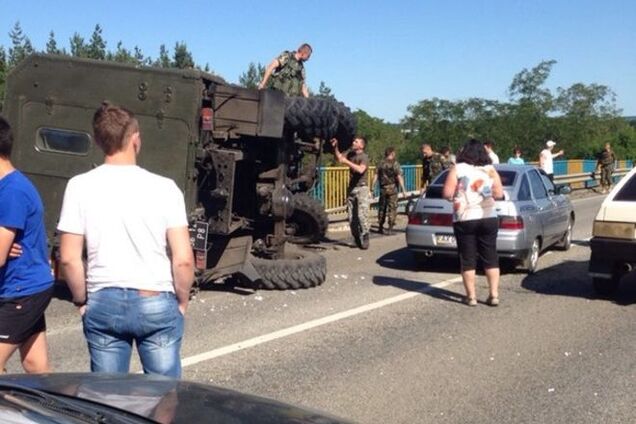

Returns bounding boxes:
[0,373,352,423]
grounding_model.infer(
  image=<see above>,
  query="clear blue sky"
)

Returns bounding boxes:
[1,0,634,122]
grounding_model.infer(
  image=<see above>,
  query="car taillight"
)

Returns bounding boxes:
[427,213,453,226]
[499,216,524,230]
[408,213,423,225]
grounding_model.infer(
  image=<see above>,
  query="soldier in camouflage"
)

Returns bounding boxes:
[595,142,616,194]
[331,136,370,249]
[420,143,448,192]
[258,43,312,97]
[373,147,406,235]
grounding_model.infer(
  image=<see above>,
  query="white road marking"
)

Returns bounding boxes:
[181,276,464,368]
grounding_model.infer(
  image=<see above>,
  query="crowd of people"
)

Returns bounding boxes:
[0,106,195,377]
[0,41,621,377]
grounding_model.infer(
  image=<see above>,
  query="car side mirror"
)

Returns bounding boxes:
[557,185,572,195]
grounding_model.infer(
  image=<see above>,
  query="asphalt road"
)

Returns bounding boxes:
[9,192,636,423]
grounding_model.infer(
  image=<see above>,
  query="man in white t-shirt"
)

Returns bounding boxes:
[484,140,499,164]
[539,140,564,182]
[58,102,194,378]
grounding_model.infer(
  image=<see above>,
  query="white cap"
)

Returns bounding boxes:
[546,140,556,147]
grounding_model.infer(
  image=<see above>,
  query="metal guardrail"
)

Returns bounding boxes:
[554,168,630,185]
[323,166,632,216]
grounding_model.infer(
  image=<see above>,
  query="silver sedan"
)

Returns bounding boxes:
[405,164,575,273]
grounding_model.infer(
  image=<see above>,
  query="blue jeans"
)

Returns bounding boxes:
[82,288,184,378]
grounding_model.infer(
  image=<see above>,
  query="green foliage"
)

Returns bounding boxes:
[86,24,106,60]
[0,46,6,111]
[69,32,88,58]
[402,60,636,163]
[355,110,407,164]
[8,22,33,66]
[155,44,171,68]
[316,81,335,100]
[46,31,60,55]
[238,62,265,88]
[173,42,194,69]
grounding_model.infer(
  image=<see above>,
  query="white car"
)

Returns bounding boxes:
[589,166,636,296]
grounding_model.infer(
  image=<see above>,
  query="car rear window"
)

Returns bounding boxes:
[613,174,636,201]
[426,186,444,199]
[498,171,516,187]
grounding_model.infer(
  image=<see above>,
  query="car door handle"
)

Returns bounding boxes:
[520,205,537,212]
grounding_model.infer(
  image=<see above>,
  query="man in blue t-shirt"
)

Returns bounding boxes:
[0,115,53,373]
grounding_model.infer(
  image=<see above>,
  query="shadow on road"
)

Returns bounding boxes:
[521,258,636,306]
[372,275,465,305]
[375,247,459,274]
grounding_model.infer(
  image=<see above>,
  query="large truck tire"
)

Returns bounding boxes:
[251,249,327,290]
[286,193,329,244]
[284,97,338,141]
[332,101,357,151]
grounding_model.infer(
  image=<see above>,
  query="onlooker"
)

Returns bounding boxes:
[483,140,499,164]
[58,102,194,378]
[595,142,616,194]
[440,146,455,168]
[332,136,370,249]
[258,43,312,97]
[507,147,525,165]
[372,147,406,235]
[442,139,504,307]
[0,115,53,373]
[539,140,564,182]
[420,144,446,192]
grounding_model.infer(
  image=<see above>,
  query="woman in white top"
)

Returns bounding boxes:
[443,139,504,306]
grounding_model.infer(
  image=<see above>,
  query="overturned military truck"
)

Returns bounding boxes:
[3,54,356,289]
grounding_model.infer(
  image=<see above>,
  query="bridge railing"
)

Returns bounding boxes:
[310,159,633,215]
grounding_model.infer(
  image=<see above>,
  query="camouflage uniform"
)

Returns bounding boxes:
[421,152,448,190]
[347,151,370,246]
[269,51,305,97]
[377,158,403,231]
[597,148,616,192]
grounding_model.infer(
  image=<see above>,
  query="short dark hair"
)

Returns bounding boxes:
[440,146,450,155]
[0,115,13,158]
[384,146,395,157]
[298,43,313,53]
[513,146,522,155]
[456,139,491,166]
[92,102,139,155]
[484,139,495,148]
[354,135,367,147]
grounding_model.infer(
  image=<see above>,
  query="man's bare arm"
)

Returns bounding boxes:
[59,232,87,305]
[398,175,406,194]
[258,58,280,90]
[167,226,195,315]
[301,83,309,98]
[0,226,17,267]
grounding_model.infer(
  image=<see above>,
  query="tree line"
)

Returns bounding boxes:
[1,22,634,165]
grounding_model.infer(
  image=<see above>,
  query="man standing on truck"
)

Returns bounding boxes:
[258,43,312,97]
[58,102,194,378]
[372,147,406,235]
[595,142,616,194]
[332,136,370,249]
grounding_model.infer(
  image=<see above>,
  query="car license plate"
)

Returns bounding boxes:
[435,234,456,247]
